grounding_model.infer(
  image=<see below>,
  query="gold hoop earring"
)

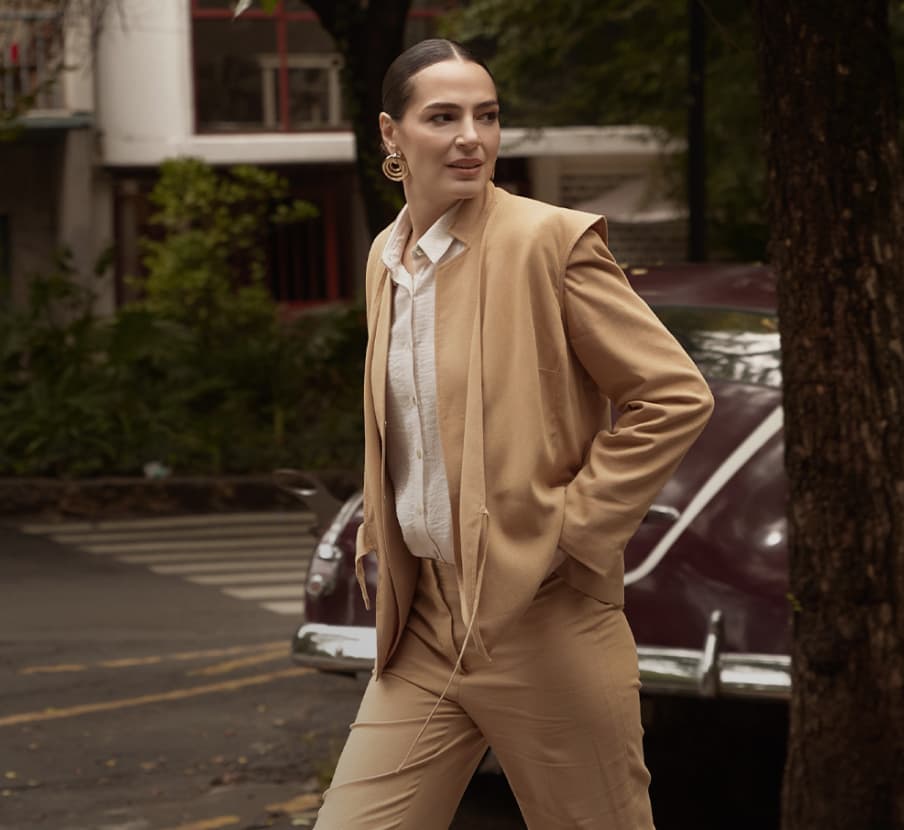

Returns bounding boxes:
[382,152,409,182]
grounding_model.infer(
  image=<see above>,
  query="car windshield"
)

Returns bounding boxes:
[653,306,782,389]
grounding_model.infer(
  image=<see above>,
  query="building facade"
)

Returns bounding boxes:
[1,0,686,315]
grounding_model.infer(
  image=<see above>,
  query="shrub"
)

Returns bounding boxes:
[0,160,365,477]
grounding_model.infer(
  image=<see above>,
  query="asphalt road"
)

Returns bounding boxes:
[0,515,524,830]
[0,512,788,830]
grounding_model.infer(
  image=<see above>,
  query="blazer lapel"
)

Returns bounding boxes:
[370,269,392,443]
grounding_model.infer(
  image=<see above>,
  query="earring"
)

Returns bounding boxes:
[382,152,409,182]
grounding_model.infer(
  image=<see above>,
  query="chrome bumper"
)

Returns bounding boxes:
[292,624,376,673]
[291,610,790,701]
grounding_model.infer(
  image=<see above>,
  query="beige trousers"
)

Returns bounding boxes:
[315,559,655,829]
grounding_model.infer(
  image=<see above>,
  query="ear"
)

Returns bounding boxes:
[379,112,397,155]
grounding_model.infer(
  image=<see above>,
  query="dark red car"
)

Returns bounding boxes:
[290,263,790,703]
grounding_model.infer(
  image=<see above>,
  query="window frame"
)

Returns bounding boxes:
[188,1,444,134]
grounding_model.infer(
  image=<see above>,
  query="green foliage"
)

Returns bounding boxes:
[140,158,315,337]
[448,0,904,262]
[0,267,120,477]
[445,0,766,260]
[0,160,366,478]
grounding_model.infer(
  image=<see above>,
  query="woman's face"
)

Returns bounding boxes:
[380,59,501,211]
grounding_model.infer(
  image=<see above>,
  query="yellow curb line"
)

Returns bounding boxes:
[0,667,312,728]
[188,650,287,677]
[19,642,286,675]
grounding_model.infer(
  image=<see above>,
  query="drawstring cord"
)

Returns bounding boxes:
[394,507,490,774]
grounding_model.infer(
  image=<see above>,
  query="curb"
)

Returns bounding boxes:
[0,472,360,521]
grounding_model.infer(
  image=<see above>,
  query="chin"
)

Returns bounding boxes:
[446,177,489,200]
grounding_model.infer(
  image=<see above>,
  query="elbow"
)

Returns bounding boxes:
[693,377,715,429]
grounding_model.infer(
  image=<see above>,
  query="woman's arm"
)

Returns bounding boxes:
[557,229,714,577]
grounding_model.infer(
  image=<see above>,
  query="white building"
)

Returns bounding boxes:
[1,0,686,314]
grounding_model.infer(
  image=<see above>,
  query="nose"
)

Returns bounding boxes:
[456,116,480,148]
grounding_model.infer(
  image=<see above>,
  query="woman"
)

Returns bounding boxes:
[314,38,713,830]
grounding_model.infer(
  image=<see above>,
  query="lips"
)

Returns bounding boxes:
[448,159,482,169]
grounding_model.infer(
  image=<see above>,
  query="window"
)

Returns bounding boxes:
[267,181,349,305]
[112,168,355,309]
[0,9,64,114]
[190,1,447,133]
[654,307,782,388]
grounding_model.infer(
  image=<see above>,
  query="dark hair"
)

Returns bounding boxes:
[381,38,495,120]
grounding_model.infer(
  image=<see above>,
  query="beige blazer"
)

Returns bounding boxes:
[357,183,714,678]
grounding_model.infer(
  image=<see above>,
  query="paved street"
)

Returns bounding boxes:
[0,514,524,830]
[1,511,786,830]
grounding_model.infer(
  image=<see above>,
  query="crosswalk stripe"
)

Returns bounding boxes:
[150,560,300,575]
[21,512,326,619]
[81,537,303,554]
[120,549,308,564]
[51,525,314,545]
[222,586,304,600]
[20,511,313,535]
[261,601,306,616]
[187,571,307,585]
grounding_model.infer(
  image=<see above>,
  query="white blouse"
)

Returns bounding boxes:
[381,204,464,564]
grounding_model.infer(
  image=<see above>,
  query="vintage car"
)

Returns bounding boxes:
[287,263,790,703]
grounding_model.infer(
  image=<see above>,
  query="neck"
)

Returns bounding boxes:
[403,185,458,240]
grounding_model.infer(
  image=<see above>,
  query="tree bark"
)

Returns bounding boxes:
[308,0,412,237]
[751,2,904,827]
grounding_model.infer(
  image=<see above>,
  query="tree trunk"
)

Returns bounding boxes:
[751,2,904,827]
[309,0,412,237]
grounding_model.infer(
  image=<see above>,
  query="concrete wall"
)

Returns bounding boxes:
[57,129,115,314]
[62,3,96,114]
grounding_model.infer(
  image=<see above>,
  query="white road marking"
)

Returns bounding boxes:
[20,512,317,618]
[150,560,300,575]
[222,586,304,600]
[82,536,303,554]
[187,571,307,585]
[121,548,305,564]
[20,511,313,534]
[51,525,313,544]
[625,405,784,585]
[261,601,306,616]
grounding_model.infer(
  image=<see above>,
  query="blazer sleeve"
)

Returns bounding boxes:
[557,229,714,574]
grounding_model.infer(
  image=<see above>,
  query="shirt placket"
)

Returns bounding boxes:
[410,260,446,562]
[405,264,427,558]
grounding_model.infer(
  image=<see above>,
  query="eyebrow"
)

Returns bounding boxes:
[422,100,499,111]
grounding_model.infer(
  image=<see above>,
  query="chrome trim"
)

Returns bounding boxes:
[292,623,375,673]
[698,609,724,697]
[637,647,791,700]
[645,504,681,524]
[291,620,791,700]
[625,406,785,586]
[272,469,344,530]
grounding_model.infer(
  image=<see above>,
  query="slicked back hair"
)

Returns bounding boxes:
[381,38,495,120]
